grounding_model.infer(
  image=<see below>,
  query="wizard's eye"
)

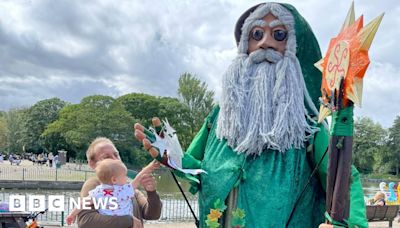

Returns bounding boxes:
[251,28,264,41]
[273,29,287,41]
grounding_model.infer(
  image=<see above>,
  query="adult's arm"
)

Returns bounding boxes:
[134,189,162,220]
[77,209,133,228]
[80,177,100,198]
[313,108,368,228]
[77,177,133,228]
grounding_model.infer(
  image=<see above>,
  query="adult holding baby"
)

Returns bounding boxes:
[77,137,162,228]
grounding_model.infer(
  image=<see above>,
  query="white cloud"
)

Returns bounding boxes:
[0,0,398,128]
[355,62,400,127]
[41,36,93,57]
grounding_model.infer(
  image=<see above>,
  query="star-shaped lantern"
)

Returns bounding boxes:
[315,2,384,122]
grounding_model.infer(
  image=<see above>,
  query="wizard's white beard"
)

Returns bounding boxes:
[216,49,317,155]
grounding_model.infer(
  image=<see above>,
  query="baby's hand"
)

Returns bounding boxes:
[66,214,76,225]
[142,160,161,173]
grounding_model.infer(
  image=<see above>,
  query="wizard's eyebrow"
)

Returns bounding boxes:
[252,19,268,28]
[269,19,284,28]
[251,19,285,29]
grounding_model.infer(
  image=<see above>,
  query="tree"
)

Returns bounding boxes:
[387,116,400,175]
[353,117,387,173]
[5,108,28,154]
[22,98,67,153]
[0,112,8,151]
[117,93,192,150]
[178,73,214,142]
[158,97,191,149]
[117,93,161,126]
[43,95,146,167]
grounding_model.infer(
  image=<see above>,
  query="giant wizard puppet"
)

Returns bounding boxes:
[135,2,382,228]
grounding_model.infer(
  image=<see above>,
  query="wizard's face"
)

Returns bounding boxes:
[216,3,317,155]
[247,13,288,55]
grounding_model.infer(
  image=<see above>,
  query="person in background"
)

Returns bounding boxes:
[372,192,386,206]
[48,152,54,167]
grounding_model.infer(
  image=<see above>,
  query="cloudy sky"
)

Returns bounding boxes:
[0,0,399,127]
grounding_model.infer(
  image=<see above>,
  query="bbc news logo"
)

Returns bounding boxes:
[9,195,118,212]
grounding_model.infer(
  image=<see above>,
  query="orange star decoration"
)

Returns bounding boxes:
[315,2,384,122]
[207,209,222,222]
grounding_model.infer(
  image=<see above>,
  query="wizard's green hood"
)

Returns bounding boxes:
[234,3,322,112]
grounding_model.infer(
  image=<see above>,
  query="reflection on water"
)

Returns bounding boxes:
[154,170,192,197]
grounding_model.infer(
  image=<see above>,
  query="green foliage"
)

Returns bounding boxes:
[353,117,387,173]
[158,97,191,149]
[5,108,28,153]
[0,115,8,151]
[117,93,161,127]
[178,73,215,144]
[22,98,67,153]
[43,95,141,164]
[387,116,400,175]
[117,93,193,150]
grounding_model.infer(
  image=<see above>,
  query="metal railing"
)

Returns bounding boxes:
[159,196,198,222]
[0,166,96,182]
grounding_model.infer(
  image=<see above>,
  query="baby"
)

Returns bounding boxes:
[66,159,140,224]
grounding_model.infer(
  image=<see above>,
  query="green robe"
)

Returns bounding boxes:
[179,106,367,228]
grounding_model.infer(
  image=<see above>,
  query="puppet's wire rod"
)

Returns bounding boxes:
[170,170,200,228]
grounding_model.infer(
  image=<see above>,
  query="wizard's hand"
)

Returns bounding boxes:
[134,117,171,168]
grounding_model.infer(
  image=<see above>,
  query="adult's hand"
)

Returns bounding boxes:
[140,172,157,192]
[139,160,160,192]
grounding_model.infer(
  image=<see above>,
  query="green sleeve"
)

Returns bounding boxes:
[314,107,367,228]
[182,105,220,169]
[173,106,220,194]
[181,120,210,169]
